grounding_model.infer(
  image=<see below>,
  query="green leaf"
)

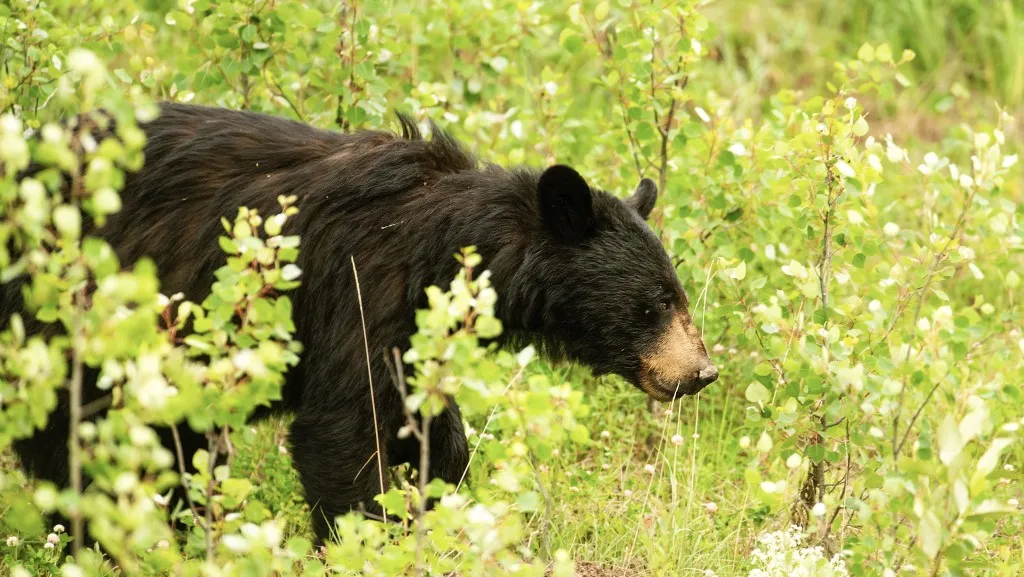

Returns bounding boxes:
[728,260,746,280]
[857,43,875,62]
[958,404,988,443]
[570,424,590,444]
[192,449,210,475]
[919,511,943,559]
[953,479,969,515]
[805,444,826,463]
[241,24,257,43]
[971,437,1013,489]
[813,307,828,324]
[52,204,81,239]
[219,236,239,255]
[853,116,869,137]
[221,477,253,503]
[745,381,770,405]
[875,43,892,62]
[964,499,1017,521]
[377,489,409,520]
[244,499,267,523]
[558,29,583,54]
[516,491,541,512]
[938,414,964,465]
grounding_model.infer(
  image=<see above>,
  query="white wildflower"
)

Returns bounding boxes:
[749,526,849,577]
[729,142,749,157]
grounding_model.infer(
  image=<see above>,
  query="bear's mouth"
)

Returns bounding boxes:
[639,380,693,402]
[635,368,719,402]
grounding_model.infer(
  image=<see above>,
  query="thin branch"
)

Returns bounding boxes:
[386,346,430,576]
[416,411,432,575]
[351,256,387,522]
[526,450,552,558]
[80,393,112,420]
[170,425,203,528]
[457,365,525,491]
[579,13,652,177]
[261,61,305,122]
[67,290,85,556]
[891,185,976,455]
[822,420,851,546]
[893,381,942,458]
[205,430,217,559]
[804,129,841,514]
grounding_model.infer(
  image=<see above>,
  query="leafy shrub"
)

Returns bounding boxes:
[1,1,1022,576]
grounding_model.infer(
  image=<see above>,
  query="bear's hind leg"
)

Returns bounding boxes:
[289,409,392,543]
[13,412,72,538]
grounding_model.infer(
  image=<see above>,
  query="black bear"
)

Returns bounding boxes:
[5,103,718,543]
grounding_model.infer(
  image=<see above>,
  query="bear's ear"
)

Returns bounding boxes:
[627,177,658,220]
[538,165,595,243]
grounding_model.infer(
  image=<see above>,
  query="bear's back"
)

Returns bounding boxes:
[101,103,478,300]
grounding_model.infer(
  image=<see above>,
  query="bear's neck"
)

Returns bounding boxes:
[405,168,542,338]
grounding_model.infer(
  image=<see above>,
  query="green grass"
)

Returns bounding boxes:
[226,373,760,575]
[707,0,1024,134]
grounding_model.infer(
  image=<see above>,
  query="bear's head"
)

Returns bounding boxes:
[526,164,718,401]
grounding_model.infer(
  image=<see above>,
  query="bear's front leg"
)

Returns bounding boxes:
[289,408,393,543]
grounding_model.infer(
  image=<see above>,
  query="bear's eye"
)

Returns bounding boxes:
[657,296,673,312]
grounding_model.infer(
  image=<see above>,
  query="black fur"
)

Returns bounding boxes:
[4,103,690,543]
[628,178,658,220]
[537,164,595,243]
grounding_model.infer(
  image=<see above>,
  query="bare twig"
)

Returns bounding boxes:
[457,365,525,491]
[578,14,651,177]
[351,256,387,522]
[80,393,112,421]
[894,382,942,458]
[170,425,203,528]
[822,420,851,546]
[890,331,998,461]
[261,62,305,122]
[205,430,217,558]
[388,347,430,575]
[527,450,552,558]
[891,185,976,457]
[67,291,85,556]
[803,131,843,515]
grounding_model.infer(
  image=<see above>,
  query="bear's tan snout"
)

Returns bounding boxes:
[638,312,718,401]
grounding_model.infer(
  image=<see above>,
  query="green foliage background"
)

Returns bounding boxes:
[1,0,1022,576]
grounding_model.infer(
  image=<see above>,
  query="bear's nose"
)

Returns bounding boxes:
[697,365,719,386]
